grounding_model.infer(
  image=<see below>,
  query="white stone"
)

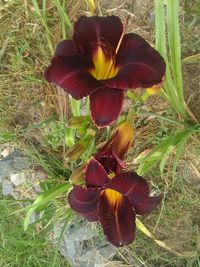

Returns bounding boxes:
[10,172,26,186]
[1,147,14,158]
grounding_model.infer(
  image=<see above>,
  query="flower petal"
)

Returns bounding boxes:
[104,33,166,89]
[106,172,149,202]
[95,153,126,175]
[68,185,100,222]
[73,16,123,57]
[90,88,124,127]
[134,195,162,215]
[80,210,99,222]
[54,40,76,57]
[45,54,102,100]
[84,158,109,187]
[98,191,136,246]
[97,121,134,158]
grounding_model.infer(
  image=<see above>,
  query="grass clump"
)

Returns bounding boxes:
[0,193,69,267]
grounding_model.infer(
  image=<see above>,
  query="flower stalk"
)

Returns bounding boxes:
[126,108,135,124]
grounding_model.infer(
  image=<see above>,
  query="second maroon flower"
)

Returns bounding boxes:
[68,158,162,246]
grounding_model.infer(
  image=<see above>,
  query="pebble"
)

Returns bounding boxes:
[10,172,26,186]
[2,178,14,196]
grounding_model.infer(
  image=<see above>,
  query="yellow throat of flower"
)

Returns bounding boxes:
[89,46,119,80]
[103,188,123,208]
[108,172,115,179]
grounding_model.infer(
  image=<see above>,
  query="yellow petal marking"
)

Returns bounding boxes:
[103,188,123,208]
[108,172,115,179]
[89,46,119,80]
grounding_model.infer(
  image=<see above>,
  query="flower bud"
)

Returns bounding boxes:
[66,135,93,160]
[98,120,134,158]
[69,164,85,185]
[67,116,90,129]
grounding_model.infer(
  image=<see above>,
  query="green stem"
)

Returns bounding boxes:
[127,108,135,124]
[86,96,90,115]
[70,98,80,116]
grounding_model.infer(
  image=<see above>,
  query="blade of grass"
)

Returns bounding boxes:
[31,0,54,54]
[85,0,96,14]
[61,0,67,39]
[139,109,200,132]
[53,0,73,30]
[182,54,200,64]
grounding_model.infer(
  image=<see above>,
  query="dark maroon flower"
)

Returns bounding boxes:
[68,158,162,246]
[45,16,166,127]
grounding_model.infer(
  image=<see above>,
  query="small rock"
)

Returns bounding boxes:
[2,178,14,196]
[53,220,117,267]
[29,211,43,225]
[33,184,42,194]
[30,171,47,181]
[10,172,26,186]
[0,150,29,179]
[149,9,155,25]
[1,146,14,158]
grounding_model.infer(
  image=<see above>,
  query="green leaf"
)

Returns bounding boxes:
[67,116,90,129]
[24,183,72,231]
[70,98,81,117]
[138,130,192,175]
[65,128,75,147]
[159,144,175,174]
[154,0,187,118]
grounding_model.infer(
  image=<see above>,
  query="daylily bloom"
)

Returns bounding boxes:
[68,158,162,246]
[96,119,134,174]
[45,16,166,127]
